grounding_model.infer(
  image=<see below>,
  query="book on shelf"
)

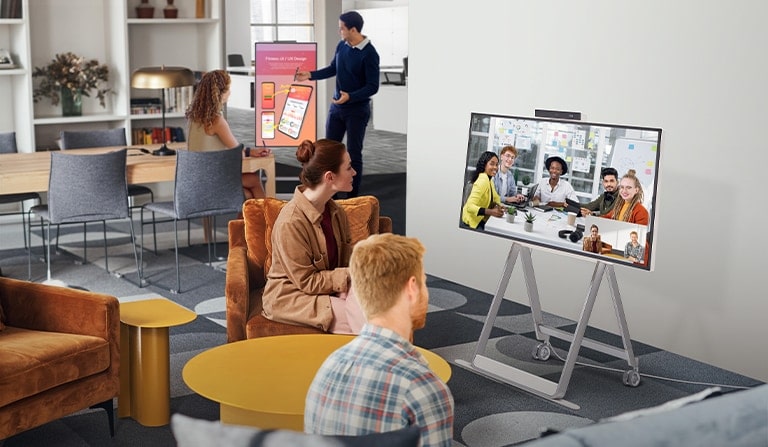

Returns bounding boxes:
[131,85,194,115]
[131,127,186,146]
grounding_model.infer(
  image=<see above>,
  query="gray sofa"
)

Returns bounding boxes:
[518,384,768,447]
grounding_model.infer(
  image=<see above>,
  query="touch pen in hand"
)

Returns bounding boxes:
[293,67,299,81]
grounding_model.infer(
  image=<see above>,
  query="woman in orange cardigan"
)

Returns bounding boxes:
[603,169,649,225]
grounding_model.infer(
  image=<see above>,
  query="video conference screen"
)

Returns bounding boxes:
[460,112,662,271]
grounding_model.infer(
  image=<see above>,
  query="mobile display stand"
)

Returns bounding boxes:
[457,242,640,410]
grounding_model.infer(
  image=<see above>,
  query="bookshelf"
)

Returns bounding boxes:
[0,0,223,152]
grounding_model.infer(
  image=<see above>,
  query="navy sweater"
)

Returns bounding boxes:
[312,39,380,107]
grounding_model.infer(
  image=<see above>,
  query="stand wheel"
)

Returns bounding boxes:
[622,370,641,387]
[532,343,551,361]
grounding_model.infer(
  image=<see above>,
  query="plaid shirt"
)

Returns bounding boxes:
[304,325,454,447]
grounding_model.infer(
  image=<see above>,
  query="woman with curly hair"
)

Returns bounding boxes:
[186,69,270,199]
[603,169,649,225]
[461,151,504,230]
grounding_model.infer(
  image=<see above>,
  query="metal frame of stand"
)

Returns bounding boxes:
[458,242,640,410]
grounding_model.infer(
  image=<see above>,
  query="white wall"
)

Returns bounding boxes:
[224,0,252,65]
[408,1,767,382]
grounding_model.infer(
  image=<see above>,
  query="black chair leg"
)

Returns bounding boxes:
[90,398,115,437]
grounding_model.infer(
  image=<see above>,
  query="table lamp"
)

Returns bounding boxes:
[131,66,195,156]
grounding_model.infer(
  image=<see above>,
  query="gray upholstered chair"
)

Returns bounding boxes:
[59,128,157,250]
[28,149,140,283]
[140,145,244,293]
[0,132,42,263]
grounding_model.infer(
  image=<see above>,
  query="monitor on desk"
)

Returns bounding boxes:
[460,112,662,271]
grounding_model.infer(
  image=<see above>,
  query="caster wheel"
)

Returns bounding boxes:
[622,370,641,387]
[532,343,551,361]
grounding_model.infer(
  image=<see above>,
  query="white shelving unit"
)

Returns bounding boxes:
[0,0,222,152]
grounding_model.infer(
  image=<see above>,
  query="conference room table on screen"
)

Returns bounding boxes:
[483,208,635,264]
[0,143,276,197]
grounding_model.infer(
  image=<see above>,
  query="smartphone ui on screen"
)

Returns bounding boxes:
[261,111,275,139]
[278,84,313,139]
[261,82,275,109]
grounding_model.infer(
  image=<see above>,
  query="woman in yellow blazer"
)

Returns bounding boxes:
[462,151,504,230]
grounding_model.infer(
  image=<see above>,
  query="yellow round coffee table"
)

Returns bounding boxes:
[183,334,451,431]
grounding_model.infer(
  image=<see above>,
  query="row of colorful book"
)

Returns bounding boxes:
[131,127,186,146]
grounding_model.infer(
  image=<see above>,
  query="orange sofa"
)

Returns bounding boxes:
[0,277,120,440]
[225,196,392,342]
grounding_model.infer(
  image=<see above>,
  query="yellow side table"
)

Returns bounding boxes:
[119,298,196,426]
[183,334,452,431]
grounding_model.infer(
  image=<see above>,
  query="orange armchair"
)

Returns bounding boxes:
[225,196,392,342]
[0,277,120,440]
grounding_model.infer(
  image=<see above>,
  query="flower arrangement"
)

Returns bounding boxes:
[32,52,112,107]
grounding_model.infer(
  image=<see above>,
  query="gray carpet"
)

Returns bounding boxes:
[0,224,762,446]
[0,121,761,445]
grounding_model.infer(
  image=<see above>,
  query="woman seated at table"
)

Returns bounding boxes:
[602,169,649,225]
[532,156,578,208]
[261,138,365,334]
[185,69,270,200]
[462,151,504,230]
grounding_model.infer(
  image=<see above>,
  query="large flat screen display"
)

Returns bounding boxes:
[460,112,662,271]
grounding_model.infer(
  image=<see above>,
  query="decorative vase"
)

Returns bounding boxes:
[524,222,534,232]
[61,87,82,117]
[195,0,205,18]
[136,0,155,18]
[164,0,178,18]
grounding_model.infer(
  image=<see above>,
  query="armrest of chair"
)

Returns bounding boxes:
[225,245,250,343]
[378,216,393,234]
[0,277,118,341]
[0,277,120,382]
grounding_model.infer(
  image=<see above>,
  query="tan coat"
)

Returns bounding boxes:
[261,187,352,331]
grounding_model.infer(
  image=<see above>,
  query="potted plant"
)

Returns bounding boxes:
[32,52,112,116]
[505,206,517,223]
[524,211,536,232]
[522,175,531,186]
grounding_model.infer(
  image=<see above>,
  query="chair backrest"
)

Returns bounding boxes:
[0,131,17,154]
[227,54,245,67]
[47,149,130,224]
[173,145,245,220]
[59,128,127,149]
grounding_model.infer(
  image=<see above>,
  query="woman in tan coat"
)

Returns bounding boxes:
[261,138,364,334]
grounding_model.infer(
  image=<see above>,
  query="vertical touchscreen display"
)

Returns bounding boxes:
[278,84,313,139]
[261,82,275,109]
[261,111,275,139]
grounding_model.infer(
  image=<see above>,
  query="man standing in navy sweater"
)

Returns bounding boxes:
[296,10,380,198]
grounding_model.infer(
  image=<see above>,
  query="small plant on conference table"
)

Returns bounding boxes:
[506,206,517,215]
[524,212,536,223]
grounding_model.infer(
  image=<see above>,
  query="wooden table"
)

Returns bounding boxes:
[0,143,276,197]
[182,334,452,431]
[119,298,197,427]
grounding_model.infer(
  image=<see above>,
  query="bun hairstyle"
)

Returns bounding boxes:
[610,169,645,222]
[296,138,347,187]
[623,169,644,202]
